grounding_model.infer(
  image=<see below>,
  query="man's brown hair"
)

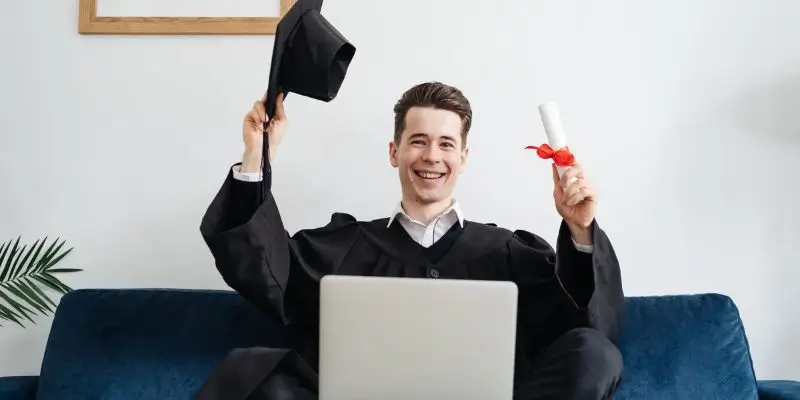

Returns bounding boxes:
[393,82,472,147]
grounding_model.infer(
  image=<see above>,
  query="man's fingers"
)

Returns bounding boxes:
[560,165,584,188]
[563,177,584,199]
[565,188,584,206]
[253,100,266,124]
[551,164,560,184]
[247,109,264,132]
[552,165,565,197]
[563,179,580,199]
[582,186,597,201]
[565,184,596,206]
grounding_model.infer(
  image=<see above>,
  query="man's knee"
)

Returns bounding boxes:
[562,328,623,394]
[563,328,622,368]
[516,328,623,399]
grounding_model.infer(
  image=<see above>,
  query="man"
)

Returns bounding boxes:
[195,82,625,400]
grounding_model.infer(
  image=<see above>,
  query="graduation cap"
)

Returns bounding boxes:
[258,0,356,200]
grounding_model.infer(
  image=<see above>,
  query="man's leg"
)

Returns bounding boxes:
[514,327,623,400]
[194,347,318,400]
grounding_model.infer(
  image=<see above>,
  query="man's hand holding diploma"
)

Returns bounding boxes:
[528,102,597,245]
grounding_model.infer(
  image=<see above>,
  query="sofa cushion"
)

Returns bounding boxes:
[0,376,38,400]
[615,293,759,399]
[758,380,800,400]
[36,289,292,400]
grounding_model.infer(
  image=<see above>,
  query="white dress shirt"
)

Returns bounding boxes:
[387,200,464,248]
[231,165,593,253]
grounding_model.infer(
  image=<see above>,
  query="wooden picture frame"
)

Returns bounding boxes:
[78,0,296,35]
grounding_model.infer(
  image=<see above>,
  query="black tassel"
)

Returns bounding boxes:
[257,121,271,206]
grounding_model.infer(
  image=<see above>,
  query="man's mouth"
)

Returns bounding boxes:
[414,170,446,180]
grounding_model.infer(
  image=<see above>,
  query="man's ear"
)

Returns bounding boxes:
[389,141,399,168]
[459,147,469,173]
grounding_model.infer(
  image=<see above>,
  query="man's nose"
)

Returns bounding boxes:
[422,145,442,163]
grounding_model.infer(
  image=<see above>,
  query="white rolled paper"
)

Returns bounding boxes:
[537,101,576,186]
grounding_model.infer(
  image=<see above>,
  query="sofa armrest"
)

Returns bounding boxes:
[759,380,800,400]
[0,376,38,400]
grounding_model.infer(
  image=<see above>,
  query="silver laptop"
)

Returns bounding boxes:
[318,275,519,400]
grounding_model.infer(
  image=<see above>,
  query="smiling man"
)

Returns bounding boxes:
[196,82,625,400]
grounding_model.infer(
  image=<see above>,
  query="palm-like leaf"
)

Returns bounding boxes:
[0,236,82,328]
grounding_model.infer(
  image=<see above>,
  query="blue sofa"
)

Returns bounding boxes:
[1,288,798,399]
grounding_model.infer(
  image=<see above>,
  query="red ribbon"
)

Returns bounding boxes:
[525,144,576,167]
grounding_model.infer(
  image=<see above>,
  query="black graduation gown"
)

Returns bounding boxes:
[193,164,624,400]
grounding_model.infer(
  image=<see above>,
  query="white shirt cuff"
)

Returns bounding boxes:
[571,237,594,253]
[232,165,262,182]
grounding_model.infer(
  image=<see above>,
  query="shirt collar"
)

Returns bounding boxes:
[387,200,464,228]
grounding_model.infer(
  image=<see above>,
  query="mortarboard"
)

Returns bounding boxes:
[259,0,356,201]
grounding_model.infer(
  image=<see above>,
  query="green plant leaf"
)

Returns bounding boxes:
[14,280,53,314]
[2,283,45,315]
[47,268,82,273]
[25,239,46,275]
[0,289,35,323]
[41,272,73,293]
[0,236,81,328]
[20,277,57,310]
[32,275,62,294]
[0,302,24,327]
[35,240,65,274]
[8,244,26,282]
[0,237,19,281]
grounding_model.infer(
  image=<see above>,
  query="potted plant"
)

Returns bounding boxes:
[0,236,82,327]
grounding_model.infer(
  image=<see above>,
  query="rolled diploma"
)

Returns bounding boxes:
[538,102,577,187]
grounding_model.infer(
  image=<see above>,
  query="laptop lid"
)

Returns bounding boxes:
[318,275,519,400]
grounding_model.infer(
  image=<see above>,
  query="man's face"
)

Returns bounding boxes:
[389,106,469,205]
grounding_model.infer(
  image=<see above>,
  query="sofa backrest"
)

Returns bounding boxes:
[35,289,290,400]
[35,289,760,399]
[614,293,759,399]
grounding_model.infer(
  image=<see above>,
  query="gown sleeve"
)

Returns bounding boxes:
[199,164,361,326]
[553,219,624,343]
[510,219,624,345]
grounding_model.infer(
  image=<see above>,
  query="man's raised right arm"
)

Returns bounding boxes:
[198,93,361,326]
[198,92,300,323]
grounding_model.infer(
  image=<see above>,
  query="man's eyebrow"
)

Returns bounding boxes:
[406,133,457,143]
[410,133,455,139]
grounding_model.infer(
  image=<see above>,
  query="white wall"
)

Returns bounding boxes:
[2,0,798,380]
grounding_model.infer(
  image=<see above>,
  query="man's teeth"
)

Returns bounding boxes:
[415,171,445,179]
